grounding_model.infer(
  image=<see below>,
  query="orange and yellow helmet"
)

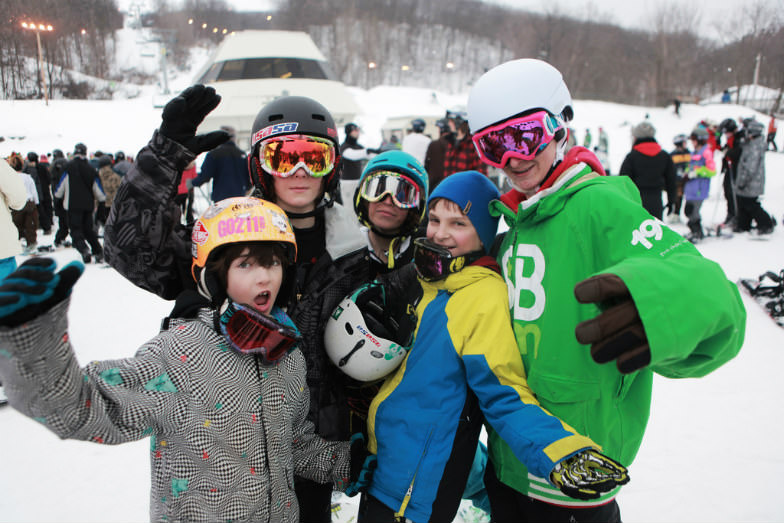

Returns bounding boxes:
[191,197,297,301]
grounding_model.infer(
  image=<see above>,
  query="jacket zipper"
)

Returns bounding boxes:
[395,426,434,519]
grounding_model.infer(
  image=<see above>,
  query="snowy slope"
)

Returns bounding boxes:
[1,36,784,520]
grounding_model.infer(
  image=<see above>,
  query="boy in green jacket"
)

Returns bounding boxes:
[466,59,746,522]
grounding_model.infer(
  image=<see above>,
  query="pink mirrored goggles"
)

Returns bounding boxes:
[472,111,565,169]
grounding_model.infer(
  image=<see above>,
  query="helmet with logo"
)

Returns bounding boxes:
[672,134,688,146]
[191,197,297,306]
[247,96,341,209]
[468,59,573,134]
[354,150,429,240]
[411,118,426,133]
[324,290,409,382]
[467,59,573,189]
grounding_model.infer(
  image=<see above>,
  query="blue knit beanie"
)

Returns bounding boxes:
[428,171,501,253]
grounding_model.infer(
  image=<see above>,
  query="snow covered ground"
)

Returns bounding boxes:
[2,63,784,522]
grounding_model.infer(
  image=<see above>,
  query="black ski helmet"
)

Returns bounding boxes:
[74,142,87,156]
[248,96,341,205]
[718,118,738,134]
[411,118,426,133]
[115,150,126,161]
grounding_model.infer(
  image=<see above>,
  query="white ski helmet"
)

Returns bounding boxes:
[324,296,408,382]
[467,59,573,134]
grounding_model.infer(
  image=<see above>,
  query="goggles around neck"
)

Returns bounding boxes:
[413,237,483,281]
[258,134,336,178]
[472,110,564,169]
[218,302,302,365]
[358,171,422,209]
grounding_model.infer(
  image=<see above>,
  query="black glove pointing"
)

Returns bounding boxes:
[574,273,651,374]
[159,84,230,155]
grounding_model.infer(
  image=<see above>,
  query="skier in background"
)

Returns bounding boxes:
[619,121,676,220]
[668,133,691,223]
[735,119,775,234]
[401,118,431,166]
[683,125,716,242]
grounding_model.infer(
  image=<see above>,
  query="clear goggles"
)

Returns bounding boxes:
[258,134,336,178]
[472,111,564,169]
[358,171,421,209]
[218,302,301,365]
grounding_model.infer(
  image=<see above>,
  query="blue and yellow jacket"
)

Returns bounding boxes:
[366,264,597,523]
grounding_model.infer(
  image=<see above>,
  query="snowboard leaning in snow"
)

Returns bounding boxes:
[738,271,784,328]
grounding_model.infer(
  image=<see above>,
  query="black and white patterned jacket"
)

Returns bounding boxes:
[0,299,351,522]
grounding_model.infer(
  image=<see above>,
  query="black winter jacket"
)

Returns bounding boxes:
[620,138,677,197]
[61,156,104,211]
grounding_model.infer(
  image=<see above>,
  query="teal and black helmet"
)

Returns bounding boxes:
[354,150,429,239]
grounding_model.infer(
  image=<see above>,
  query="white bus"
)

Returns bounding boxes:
[193,30,360,149]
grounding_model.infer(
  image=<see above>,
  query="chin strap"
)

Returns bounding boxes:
[283,195,334,220]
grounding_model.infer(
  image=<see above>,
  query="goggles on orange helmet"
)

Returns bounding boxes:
[472,110,564,169]
[257,134,336,178]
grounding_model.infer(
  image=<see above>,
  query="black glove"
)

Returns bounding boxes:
[550,449,629,500]
[0,258,84,328]
[354,264,421,348]
[159,85,230,155]
[574,274,651,374]
[345,433,377,497]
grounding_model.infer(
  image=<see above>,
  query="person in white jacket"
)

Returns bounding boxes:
[0,157,27,406]
[401,118,432,166]
[0,158,27,277]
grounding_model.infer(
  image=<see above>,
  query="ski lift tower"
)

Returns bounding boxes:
[142,28,176,96]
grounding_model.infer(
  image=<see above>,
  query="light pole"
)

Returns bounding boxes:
[21,21,53,105]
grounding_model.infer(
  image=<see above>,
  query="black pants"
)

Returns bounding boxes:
[484,463,622,523]
[684,200,704,236]
[768,133,778,151]
[722,169,737,222]
[68,209,102,257]
[736,195,774,232]
[639,189,664,220]
[358,493,405,523]
[54,198,69,244]
[295,477,332,523]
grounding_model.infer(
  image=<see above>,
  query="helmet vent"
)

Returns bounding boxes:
[312,113,325,121]
[344,322,353,335]
[268,113,284,122]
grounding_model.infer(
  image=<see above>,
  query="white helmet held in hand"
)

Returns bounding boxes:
[467,58,573,134]
[324,297,408,382]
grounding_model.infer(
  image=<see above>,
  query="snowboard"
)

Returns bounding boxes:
[738,271,784,328]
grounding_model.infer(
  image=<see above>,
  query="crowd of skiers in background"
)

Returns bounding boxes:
[618,114,777,242]
[3,146,132,261]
